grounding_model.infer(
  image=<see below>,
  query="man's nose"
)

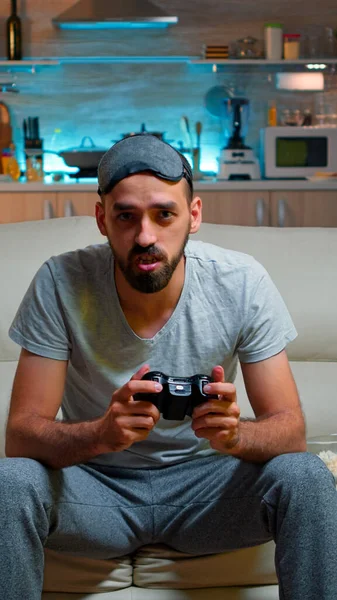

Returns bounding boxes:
[134,217,157,247]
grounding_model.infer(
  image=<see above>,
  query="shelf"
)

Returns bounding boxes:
[57,56,198,64]
[189,58,337,72]
[0,57,335,69]
[0,56,197,68]
[0,60,60,72]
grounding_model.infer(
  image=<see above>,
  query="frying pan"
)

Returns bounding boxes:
[112,123,167,143]
[56,136,108,169]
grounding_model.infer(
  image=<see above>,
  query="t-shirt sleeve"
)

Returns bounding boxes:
[237,261,297,363]
[8,261,71,361]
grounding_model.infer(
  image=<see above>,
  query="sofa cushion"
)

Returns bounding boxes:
[0,361,18,457]
[194,224,337,362]
[43,548,132,593]
[41,587,279,600]
[0,217,103,361]
[42,541,278,598]
[42,592,133,600]
[128,588,279,600]
[234,360,337,438]
[133,542,277,588]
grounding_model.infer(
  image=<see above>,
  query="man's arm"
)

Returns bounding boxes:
[192,350,306,463]
[6,350,161,470]
[230,350,306,462]
[5,349,107,469]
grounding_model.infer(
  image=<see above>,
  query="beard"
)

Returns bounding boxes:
[109,225,190,294]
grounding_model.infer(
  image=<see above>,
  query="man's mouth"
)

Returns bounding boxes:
[135,255,162,271]
[136,256,159,264]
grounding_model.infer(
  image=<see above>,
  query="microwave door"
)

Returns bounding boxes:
[276,137,328,168]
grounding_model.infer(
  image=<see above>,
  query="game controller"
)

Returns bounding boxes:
[133,371,217,420]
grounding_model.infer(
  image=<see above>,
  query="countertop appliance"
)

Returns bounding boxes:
[261,126,337,178]
[218,97,261,180]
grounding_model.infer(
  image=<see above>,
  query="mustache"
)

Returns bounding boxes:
[129,245,165,260]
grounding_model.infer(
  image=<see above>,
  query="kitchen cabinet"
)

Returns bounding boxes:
[199,191,270,226]
[56,192,97,218]
[200,190,337,227]
[270,191,337,227]
[0,193,57,223]
[1,187,337,227]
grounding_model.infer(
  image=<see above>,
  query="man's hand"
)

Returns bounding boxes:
[99,364,161,453]
[191,366,241,452]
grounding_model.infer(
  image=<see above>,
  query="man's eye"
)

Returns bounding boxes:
[159,211,174,220]
[117,213,133,221]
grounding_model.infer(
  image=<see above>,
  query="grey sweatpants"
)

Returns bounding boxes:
[0,452,336,600]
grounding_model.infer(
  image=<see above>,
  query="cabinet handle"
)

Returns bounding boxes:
[43,200,54,220]
[277,198,286,227]
[255,198,265,226]
[64,200,74,217]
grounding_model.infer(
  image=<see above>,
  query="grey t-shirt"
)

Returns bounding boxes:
[9,240,297,468]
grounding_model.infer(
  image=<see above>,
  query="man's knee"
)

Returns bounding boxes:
[263,451,335,499]
[0,457,51,497]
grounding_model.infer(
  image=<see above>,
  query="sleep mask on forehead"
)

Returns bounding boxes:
[97,133,193,195]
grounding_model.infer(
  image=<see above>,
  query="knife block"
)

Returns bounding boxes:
[24,139,44,181]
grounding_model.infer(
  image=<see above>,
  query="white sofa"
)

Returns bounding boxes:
[1,216,336,600]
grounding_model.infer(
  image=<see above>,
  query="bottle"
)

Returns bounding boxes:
[302,109,312,126]
[268,101,277,126]
[6,143,21,180]
[1,147,11,175]
[264,23,283,60]
[6,0,22,61]
[2,143,21,180]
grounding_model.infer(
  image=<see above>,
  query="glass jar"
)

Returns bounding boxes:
[234,36,261,59]
[283,34,301,59]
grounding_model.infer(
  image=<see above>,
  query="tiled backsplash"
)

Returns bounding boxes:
[0,0,337,173]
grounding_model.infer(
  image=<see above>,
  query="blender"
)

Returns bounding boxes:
[218,96,261,180]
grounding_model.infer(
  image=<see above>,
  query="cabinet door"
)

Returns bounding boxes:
[199,191,270,226]
[270,191,337,227]
[56,192,97,218]
[0,193,57,223]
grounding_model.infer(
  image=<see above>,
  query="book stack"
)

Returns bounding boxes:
[203,45,229,60]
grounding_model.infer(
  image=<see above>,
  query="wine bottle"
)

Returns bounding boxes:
[6,0,22,61]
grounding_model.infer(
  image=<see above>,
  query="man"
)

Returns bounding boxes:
[2,134,337,600]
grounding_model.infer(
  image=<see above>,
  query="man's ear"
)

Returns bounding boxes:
[95,201,108,237]
[190,196,202,234]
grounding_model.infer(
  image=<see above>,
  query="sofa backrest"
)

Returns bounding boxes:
[2,218,336,363]
[193,223,337,363]
[0,217,336,455]
[0,217,104,362]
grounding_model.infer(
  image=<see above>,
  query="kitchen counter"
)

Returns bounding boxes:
[1,179,337,192]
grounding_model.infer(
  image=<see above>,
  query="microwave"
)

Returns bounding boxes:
[260,126,337,178]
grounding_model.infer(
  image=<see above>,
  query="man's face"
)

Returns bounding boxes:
[96,174,201,294]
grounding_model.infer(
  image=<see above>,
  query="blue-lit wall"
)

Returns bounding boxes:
[0,0,336,177]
